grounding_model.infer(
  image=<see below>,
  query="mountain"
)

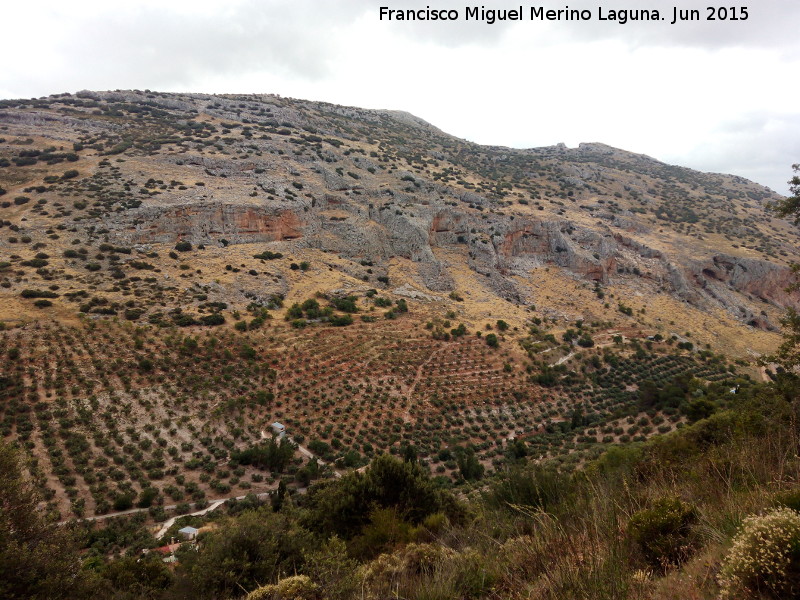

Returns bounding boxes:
[0,90,795,354]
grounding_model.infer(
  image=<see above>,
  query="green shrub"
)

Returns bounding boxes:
[628,496,698,570]
[174,241,192,252]
[488,465,571,511]
[718,507,800,599]
[775,490,800,513]
[253,250,283,260]
[113,493,135,511]
[199,313,225,326]
[20,289,58,299]
[331,296,358,313]
[124,308,145,321]
[330,314,353,327]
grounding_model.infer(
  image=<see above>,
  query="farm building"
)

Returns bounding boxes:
[271,422,286,437]
[178,526,199,540]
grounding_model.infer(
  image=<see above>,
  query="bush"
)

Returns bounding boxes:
[137,487,158,508]
[199,313,225,326]
[113,493,135,511]
[718,507,800,599]
[20,289,58,299]
[184,509,313,598]
[488,465,571,511]
[246,575,320,600]
[628,496,698,570]
[331,296,358,313]
[330,314,353,327]
[124,308,145,321]
[775,490,800,513]
[174,241,192,252]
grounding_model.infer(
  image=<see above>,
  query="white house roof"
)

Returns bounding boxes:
[178,526,199,534]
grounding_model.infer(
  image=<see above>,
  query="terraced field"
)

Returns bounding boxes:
[0,310,742,521]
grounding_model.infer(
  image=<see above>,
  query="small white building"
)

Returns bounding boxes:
[178,526,199,540]
[271,422,286,438]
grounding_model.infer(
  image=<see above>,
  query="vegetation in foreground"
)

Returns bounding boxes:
[3,372,800,599]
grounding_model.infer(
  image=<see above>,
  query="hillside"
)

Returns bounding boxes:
[0,91,799,600]
[0,90,796,345]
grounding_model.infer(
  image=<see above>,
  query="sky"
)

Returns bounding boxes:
[1,0,798,194]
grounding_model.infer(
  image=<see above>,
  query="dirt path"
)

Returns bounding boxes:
[552,339,616,367]
[58,489,273,532]
[554,351,577,366]
[153,499,228,539]
[405,345,445,404]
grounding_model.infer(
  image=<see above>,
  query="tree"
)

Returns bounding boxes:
[764,165,800,389]
[401,443,417,464]
[0,441,89,599]
[97,553,173,599]
[455,446,484,481]
[177,508,312,599]
[301,454,456,539]
[770,164,800,224]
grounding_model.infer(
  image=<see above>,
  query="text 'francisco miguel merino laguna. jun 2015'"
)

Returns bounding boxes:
[378,5,750,25]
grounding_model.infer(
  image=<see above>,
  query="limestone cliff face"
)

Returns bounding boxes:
[121,204,303,245]
[107,197,799,330]
[705,255,796,308]
[493,219,616,282]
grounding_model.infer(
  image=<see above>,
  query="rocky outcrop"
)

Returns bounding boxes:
[494,219,615,282]
[654,254,799,330]
[106,195,798,324]
[118,203,304,245]
[704,255,798,308]
[613,234,662,259]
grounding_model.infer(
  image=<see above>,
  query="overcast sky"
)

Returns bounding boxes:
[1,0,798,194]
